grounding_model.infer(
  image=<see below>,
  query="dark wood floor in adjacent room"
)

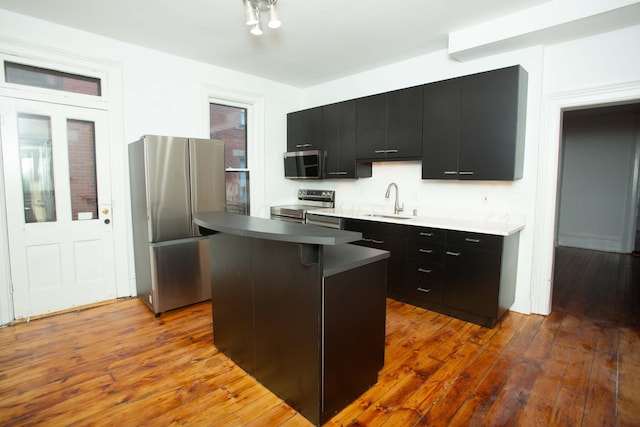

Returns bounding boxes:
[0,246,638,426]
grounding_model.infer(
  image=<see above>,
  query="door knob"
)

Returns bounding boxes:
[102,208,110,215]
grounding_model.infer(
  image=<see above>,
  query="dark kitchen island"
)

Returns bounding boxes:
[192,212,389,426]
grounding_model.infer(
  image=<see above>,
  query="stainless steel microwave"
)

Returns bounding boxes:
[283,150,324,179]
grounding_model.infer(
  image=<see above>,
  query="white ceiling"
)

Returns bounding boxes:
[0,0,552,87]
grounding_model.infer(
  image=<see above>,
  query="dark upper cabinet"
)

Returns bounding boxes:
[322,101,372,179]
[422,78,461,179]
[459,66,527,180]
[355,94,386,160]
[356,86,423,161]
[422,65,528,181]
[387,86,424,158]
[287,107,323,151]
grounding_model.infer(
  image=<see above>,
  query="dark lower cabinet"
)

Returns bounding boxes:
[209,233,386,426]
[207,233,255,374]
[250,239,321,421]
[442,230,520,327]
[444,243,502,319]
[344,218,408,299]
[343,217,520,328]
[438,230,519,327]
[323,259,386,421]
[405,227,446,304]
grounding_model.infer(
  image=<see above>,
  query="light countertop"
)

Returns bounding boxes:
[307,207,525,236]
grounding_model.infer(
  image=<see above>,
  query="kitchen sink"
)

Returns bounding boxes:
[364,213,415,220]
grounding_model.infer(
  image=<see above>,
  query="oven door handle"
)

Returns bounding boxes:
[306,214,343,229]
[270,215,305,224]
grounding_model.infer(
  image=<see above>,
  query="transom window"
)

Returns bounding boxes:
[4,61,102,96]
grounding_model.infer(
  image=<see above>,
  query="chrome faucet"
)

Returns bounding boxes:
[385,182,404,214]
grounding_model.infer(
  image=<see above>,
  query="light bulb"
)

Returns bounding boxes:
[250,21,263,35]
[268,4,281,29]
[244,0,258,25]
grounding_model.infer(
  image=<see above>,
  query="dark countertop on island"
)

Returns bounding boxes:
[193,212,389,277]
[193,211,363,245]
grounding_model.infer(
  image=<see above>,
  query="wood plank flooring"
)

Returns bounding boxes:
[0,246,638,426]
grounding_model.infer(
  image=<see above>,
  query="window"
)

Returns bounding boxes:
[4,61,102,96]
[210,103,250,215]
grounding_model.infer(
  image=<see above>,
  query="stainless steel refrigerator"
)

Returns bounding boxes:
[128,135,226,315]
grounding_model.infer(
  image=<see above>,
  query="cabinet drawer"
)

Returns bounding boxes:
[406,260,444,285]
[344,218,408,239]
[446,230,503,251]
[407,240,445,263]
[407,282,443,304]
[406,262,443,303]
[408,227,445,244]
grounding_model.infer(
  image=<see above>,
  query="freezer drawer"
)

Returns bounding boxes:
[138,238,211,315]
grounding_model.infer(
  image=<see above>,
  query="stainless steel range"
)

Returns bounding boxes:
[270,189,335,224]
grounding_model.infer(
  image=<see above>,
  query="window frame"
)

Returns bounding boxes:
[209,102,250,215]
[0,53,110,110]
[203,89,265,217]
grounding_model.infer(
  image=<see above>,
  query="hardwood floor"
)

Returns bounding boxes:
[0,246,638,426]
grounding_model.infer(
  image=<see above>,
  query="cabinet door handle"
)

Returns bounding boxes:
[385,149,398,153]
[417,268,432,274]
[362,238,384,244]
[328,171,348,175]
[444,171,458,175]
[446,251,461,257]
[374,150,386,154]
[464,238,481,243]
[296,143,312,148]
[419,249,433,254]
[459,171,474,175]
[417,287,432,293]
[419,232,433,237]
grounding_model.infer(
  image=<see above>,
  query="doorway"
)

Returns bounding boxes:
[532,82,640,316]
[556,103,640,254]
[0,98,117,319]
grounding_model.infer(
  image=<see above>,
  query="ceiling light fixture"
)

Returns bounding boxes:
[244,0,281,35]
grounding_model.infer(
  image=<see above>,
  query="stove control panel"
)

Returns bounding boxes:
[297,189,335,202]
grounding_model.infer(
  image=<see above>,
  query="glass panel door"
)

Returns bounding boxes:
[67,119,98,221]
[1,98,116,318]
[18,114,56,223]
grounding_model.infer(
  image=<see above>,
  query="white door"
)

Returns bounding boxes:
[0,98,116,318]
